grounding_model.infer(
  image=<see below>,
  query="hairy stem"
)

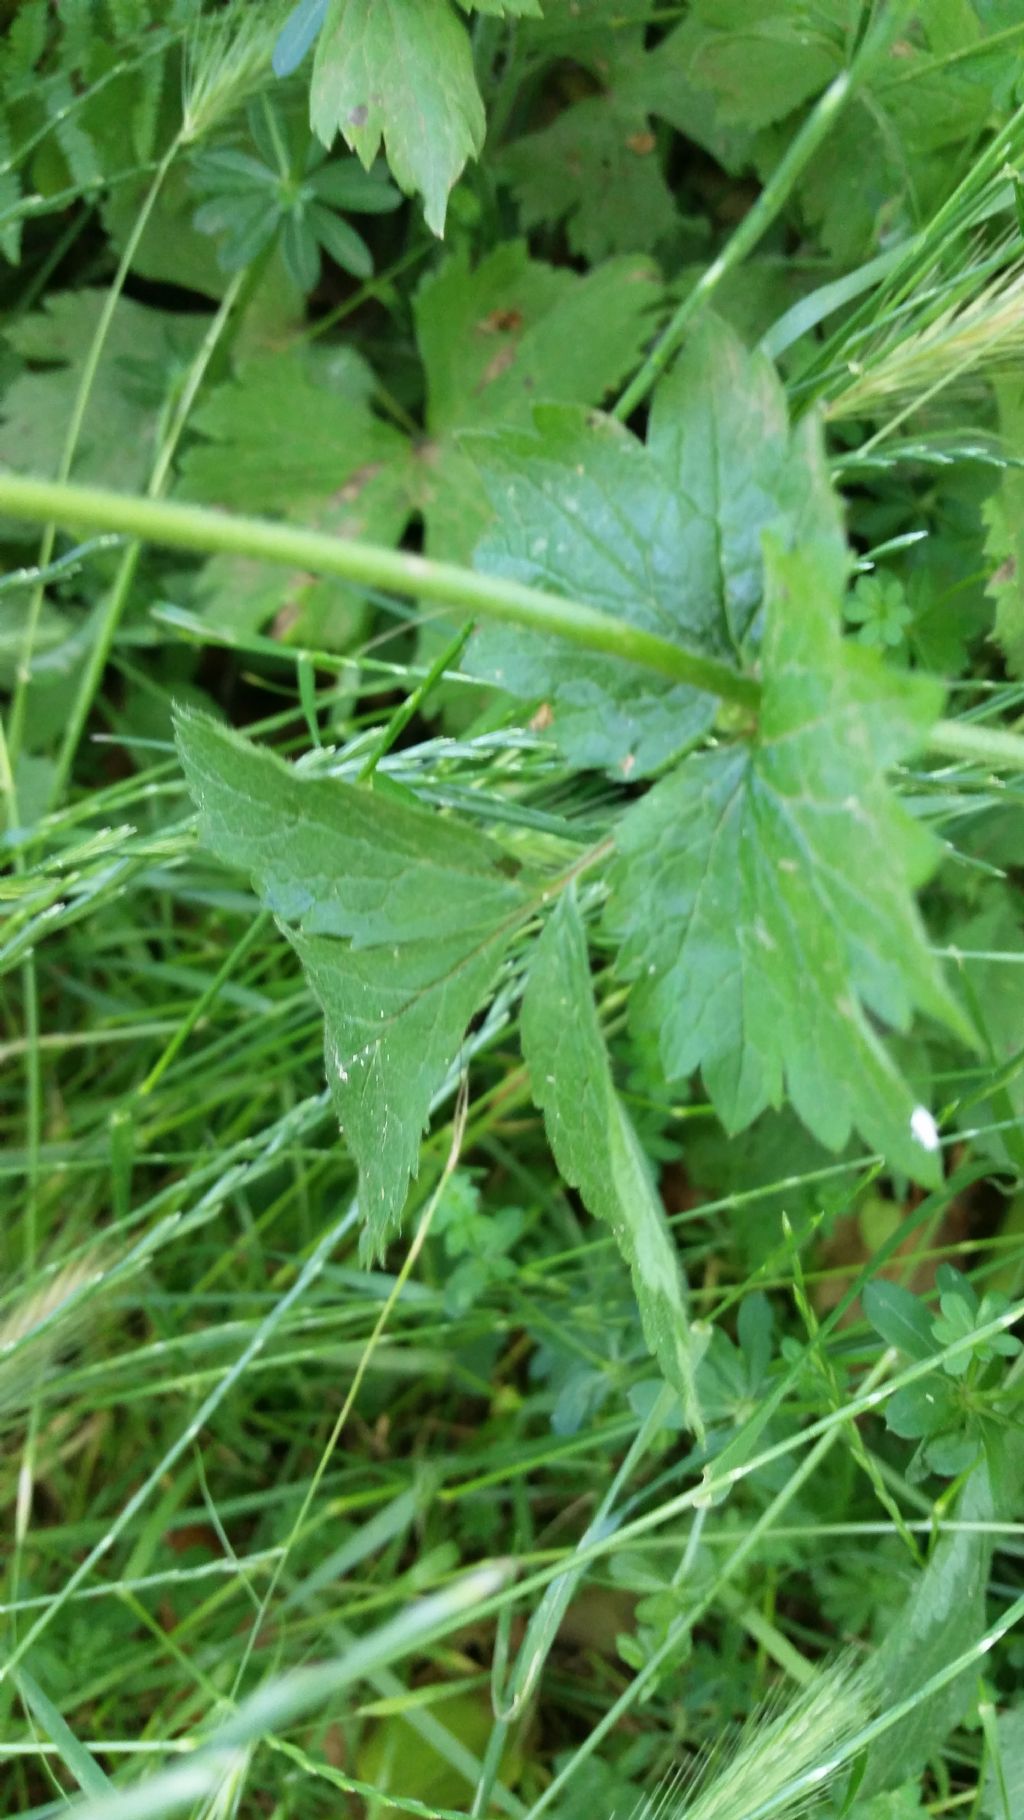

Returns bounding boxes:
[5,473,1024,776]
[0,474,761,711]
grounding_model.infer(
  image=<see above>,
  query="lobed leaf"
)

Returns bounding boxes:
[309,0,485,236]
[180,346,406,513]
[0,292,209,495]
[468,312,843,776]
[175,712,530,1253]
[606,538,974,1183]
[414,242,662,572]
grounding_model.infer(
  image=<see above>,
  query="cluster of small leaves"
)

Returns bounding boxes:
[432,1170,525,1316]
[190,97,400,290]
[865,1270,1022,1481]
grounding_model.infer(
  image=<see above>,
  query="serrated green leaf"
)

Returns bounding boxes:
[414,242,663,581]
[468,312,843,776]
[497,2,752,256]
[309,0,485,235]
[411,244,666,700]
[174,711,531,1252]
[669,1,843,134]
[499,94,677,264]
[863,1281,936,1362]
[606,538,973,1183]
[175,711,526,946]
[522,889,704,1433]
[181,246,658,632]
[179,345,411,639]
[418,243,662,440]
[468,407,718,774]
[293,921,517,1253]
[789,13,994,263]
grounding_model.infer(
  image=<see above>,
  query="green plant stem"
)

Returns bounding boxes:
[0,473,760,710]
[5,473,1024,775]
[927,717,1024,771]
[229,1083,471,1710]
[612,0,921,421]
[357,621,473,781]
[0,1197,363,1690]
[49,264,250,804]
[612,68,855,420]
[136,911,272,1101]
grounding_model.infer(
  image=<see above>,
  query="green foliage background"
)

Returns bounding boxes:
[2,2,1024,1816]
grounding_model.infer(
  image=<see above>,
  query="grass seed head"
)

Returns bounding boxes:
[182,2,285,146]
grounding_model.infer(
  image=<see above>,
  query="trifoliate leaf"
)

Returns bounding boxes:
[309,0,485,236]
[468,312,843,776]
[606,538,974,1183]
[0,291,208,495]
[522,889,704,1432]
[174,711,530,1252]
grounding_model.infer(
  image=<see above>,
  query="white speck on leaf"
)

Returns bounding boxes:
[910,1105,940,1152]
